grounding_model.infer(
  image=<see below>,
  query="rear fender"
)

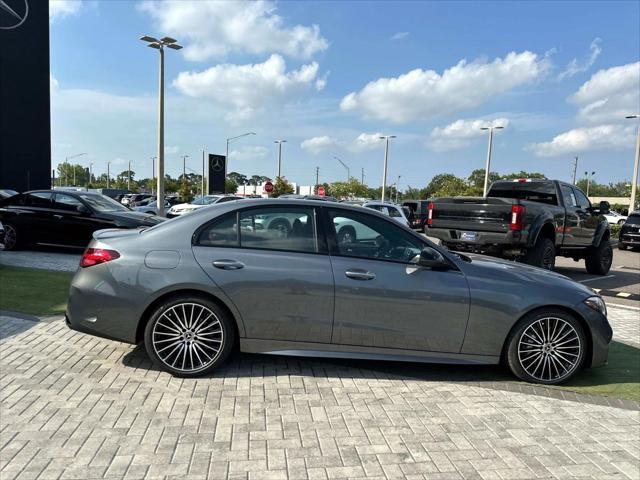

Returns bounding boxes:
[527,215,557,248]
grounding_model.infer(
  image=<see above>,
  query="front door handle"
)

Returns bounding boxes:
[53,214,63,220]
[212,259,245,270]
[345,269,375,281]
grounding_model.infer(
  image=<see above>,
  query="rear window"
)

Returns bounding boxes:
[488,182,557,206]
[626,214,640,225]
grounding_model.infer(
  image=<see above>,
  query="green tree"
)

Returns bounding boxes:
[57,163,89,186]
[228,172,247,186]
[467,168,500,196]
[271,176,294,197]
[225,178,238,194]
[328,179,370,199]
[425,173,468,198]
[500,171,546,181]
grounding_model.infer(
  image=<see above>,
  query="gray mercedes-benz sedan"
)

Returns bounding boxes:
[66,199,612,384]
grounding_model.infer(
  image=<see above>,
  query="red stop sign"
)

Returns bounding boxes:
[264,181,274,193]
[317,185,325,197]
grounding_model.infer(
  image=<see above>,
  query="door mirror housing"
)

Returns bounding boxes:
[418,246,450,270]
[598,201,610,215]
[76,205,90,215]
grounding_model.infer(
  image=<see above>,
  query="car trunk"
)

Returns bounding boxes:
[430,197,514,233]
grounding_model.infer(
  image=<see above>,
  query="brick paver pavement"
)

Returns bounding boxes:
[0,308,638,480]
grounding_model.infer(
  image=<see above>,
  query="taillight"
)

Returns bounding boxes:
[80,248,120,268]
[427,202,434,226]
[510,205,525,231]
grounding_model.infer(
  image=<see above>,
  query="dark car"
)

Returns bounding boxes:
[426,180,612,274]
[618,211,640,250]
[402,199,431,230]
[0,189,18,200]
[0,190,165,250]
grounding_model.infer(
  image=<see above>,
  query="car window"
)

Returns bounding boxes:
[365,204,383,212]
[488,182,558,205]
[560,185,576,208]
[328,208,423,263]
[196,212,239,247]
[240,207,317,253]
[387,206,402,218]
[572,188,591,210]
[54,193,84,211]
[24,192,52,207]
[217,197,239,203]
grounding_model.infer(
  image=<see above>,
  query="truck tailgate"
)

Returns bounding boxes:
[431,197,513,232]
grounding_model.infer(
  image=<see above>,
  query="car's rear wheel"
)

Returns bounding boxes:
[617,219,625,225]
[618,242,627,251]
[585,239,613,275]
[523,237,555,270]
[2,223,20,250]
[506,309,586,385]
[144,296,235,377]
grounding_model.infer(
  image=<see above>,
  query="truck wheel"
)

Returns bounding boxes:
[523,237,555,270]
[618,242,627,251]
[585,240,613,275]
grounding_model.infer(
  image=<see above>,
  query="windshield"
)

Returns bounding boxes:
[626,214,640,225]
[79,193,129,212]
[192,196,217,205]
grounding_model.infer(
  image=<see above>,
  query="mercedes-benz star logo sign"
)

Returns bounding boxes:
[0,0,28,30]
[211,158,224,172]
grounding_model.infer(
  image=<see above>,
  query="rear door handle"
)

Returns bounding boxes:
[212,259,245,270]
[345,269,375,281]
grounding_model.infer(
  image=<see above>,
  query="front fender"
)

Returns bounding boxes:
[592,220,610,247]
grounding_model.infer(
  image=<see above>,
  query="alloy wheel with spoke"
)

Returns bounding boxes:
[151,302,224,373]
[3,224,17,250]
[517,316,581,382]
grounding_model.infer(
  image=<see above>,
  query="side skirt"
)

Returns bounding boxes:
[240,339,500,365]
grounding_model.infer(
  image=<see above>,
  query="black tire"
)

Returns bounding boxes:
[523,237,555,270]
[144,295,236,377]
[505,308,586,385]
[2,223,20,251]
[617,220,625,226]
[337,226,356,244]
[618,242,627,251]
[585,239,613,275]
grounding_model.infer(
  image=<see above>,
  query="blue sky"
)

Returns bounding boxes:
[50,0,640,189]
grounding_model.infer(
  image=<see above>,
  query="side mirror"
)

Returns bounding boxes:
[418,246,450,270]
[599,201,610,214]
[76,205,90,214]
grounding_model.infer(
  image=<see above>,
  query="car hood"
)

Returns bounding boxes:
[100,210,165,225]
[170,202,205,211]
[453,252,595,298]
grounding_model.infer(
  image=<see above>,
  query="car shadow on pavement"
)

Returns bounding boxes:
[0,313,41,341]
[555,265,640,292]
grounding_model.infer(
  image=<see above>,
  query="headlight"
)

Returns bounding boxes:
[584,296,607,316]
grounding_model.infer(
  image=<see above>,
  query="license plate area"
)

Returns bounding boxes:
[460,231,477,241]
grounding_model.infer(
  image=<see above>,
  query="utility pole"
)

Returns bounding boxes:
[226,132,256,175]
[361,168,364,184]
[480,125,504,196]
[334,156,350,182]
[275,140,286,178]
[315,166,319,193]
[572,156,578,185]
[181,155,189,182]
[151,156,157,194]
[127,161,131,190]
[626,115,640,211]
[395,175,401,203]
[140,35,183,216]
[585,171,596,197]
[107,162,111,189]
[379,135,396,202]
[202,149,205,198]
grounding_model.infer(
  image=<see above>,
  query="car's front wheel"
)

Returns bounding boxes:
[618,242,627,251]
[505,309,586,384]
[144,296,235,377]
[2,223,20,250]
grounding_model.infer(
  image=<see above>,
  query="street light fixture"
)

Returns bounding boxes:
[65,152,87,186]
[275,140,287,178]
[626,115,639,211]
[480,125,504,196]
[226,132,256,172]
[585,171,596,197]
[334,156,350,182]
[140,34,183,216]
[379,135,396,203]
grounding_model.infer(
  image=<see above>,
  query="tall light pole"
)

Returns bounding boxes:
[316,166,320,193]
[334,156,350,181]
[66,152,87,186]
[140,35,183,217]
[379,135,396,202]
[127,161,131,190]
[572,156,579,185]
[226,132,256,173]
[480,125,504,196]
[88,162,93,187]
[107,161,111,189]
[151,156,157,194]
[395,175,401,203]
[585,171,596,197]
[181,155,189,182]
[626,115,639,211]
[275,140,287,178]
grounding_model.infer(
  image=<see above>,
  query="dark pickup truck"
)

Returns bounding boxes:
[426,179,613,274]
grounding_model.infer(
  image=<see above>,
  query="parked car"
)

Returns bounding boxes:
[363,201,411,227]
[402,199,431,230]
[0,189,18,200]
[340,199,366,206]
[167,195,243,218]
[90,188,132,199]
[279,194,338,202]
[604,210,627,225]
[618,211,640,250]
[132,200,171,216]
[126,193,154,207]
[0,190,165,250]
[426,180,612,274]
[0,221,4,245]
[66,199,611,385]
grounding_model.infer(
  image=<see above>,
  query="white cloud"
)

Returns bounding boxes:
[350,133,384,152]
[340,51,550,123]
[429,117,509,151]
[558,38,602,81]
[50,0,82,22]
[527,124,635,157]
[570,62,640,124]
[300,136,341,154]
[139,0,328,62]
[391,32,409,41]
[228,146,269,162]
[173,54,324,123]
[164,145,180,155]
